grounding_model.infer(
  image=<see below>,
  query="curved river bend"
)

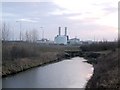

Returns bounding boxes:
[2,57,93,88]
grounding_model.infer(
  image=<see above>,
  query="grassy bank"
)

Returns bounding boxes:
[85,49,119,89]
[81,42,119,89]
[2,41,79,77]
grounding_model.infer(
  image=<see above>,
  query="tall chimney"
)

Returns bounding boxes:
[65,27,67,36]
[58,27,61,36]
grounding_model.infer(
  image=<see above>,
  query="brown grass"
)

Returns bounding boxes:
[85,48,119,89]
[2,41,79,76]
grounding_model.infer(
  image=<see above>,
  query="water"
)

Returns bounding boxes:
[2,57,93,88]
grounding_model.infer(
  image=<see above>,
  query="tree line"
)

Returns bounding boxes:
[1,22,39,42]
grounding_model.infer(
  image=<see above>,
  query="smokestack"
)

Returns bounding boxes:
[58,27,61,35]
[65,27,67,36]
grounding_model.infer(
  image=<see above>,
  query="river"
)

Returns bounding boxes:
[2,57,93,88]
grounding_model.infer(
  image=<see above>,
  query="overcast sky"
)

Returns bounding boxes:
[2,0,119,41]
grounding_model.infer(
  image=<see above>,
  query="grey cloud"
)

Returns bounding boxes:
[2,2,117,41]
[103,6,117,14]
[2,2,63,19]
[53,13,82,17]
[92,2,117,14]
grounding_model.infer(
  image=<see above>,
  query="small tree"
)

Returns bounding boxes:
[2,23,10,41]
[25,30,29,42]
[31,29,38,42]
[25,29,38,43]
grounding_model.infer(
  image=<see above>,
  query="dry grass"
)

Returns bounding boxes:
[2,41,79,76]
[80,42,117,52]
[86,48,119,89]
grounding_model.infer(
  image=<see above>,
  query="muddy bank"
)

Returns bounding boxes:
[85,49,119,89]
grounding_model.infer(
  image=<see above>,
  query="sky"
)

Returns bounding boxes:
[1,0,119,41]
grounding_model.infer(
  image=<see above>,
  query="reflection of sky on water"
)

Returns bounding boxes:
[3,57,93,88]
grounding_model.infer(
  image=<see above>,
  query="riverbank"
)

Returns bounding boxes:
[85,48,119,89]
[2,57,93,88]
[2,52,66,77]
[2,41,119,89]
[2,41,79,77]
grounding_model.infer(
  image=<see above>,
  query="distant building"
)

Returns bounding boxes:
[54,27,69,45]
[37,38,54,44]
[68,38,80,45]
[54,35,68,45]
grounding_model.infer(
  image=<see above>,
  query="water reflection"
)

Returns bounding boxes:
[2,57,93,88]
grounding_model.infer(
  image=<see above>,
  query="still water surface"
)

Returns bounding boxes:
[2,57,93,88]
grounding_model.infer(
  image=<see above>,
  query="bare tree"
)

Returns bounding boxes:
[2,23,10,41]
[25,29,38,42]
[31,29,38,42]
[25,30,29,42]
[25,30,31,42]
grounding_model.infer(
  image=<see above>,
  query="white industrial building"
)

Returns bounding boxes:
[54,35,67,45]
[54,27,69,45]
[68,38,81,45]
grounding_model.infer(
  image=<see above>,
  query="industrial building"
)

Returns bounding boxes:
[54,27,69,45]
[68,38,80,45]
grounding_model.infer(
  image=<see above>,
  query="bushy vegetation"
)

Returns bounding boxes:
[2,41,40,61]
[80,40,119,89]
[86,49,119,89]
[80,41,118,52]
[2,41,79,60]
[2,41,79,76]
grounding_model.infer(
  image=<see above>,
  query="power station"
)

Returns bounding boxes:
[54,27,69,45]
